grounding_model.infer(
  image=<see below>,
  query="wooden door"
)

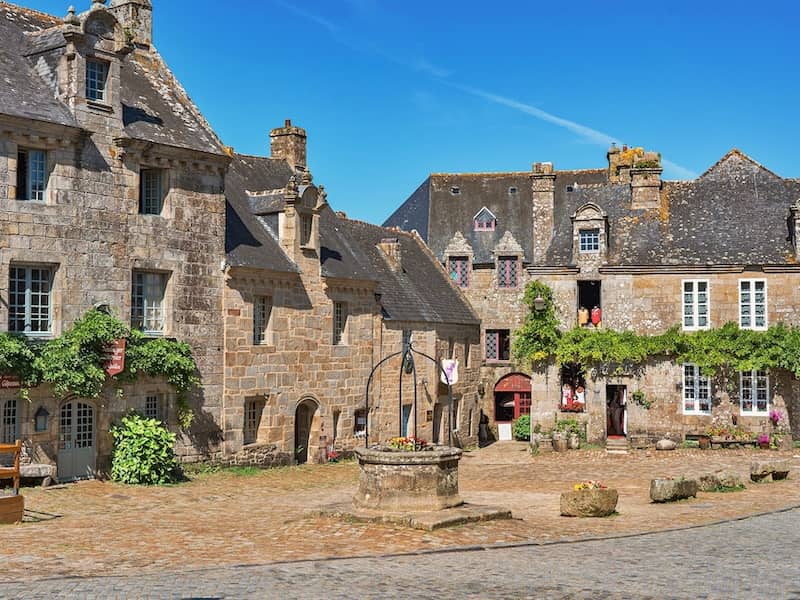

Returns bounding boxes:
[57,401,96,480]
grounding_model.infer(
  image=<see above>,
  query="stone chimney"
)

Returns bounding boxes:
[108,0,152,48]
[630,165,663,209]
[531,162,556,265]
[377,238,402,271]
[270,119,307,170]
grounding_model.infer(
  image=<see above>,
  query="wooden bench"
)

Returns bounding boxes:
[0,440,21,496]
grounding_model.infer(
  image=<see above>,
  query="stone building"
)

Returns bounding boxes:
[223,125,481,465]
[0,0,229,478]
[385,147,800,446]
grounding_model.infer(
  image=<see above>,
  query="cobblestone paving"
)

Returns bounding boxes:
[0,444,798,585]
[2,508,799,599]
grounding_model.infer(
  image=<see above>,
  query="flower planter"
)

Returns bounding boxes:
[353,446,463,512]
[698,436,711,450]
[0,494,24,524]
[568,433,581,450]
[560,488,618,517]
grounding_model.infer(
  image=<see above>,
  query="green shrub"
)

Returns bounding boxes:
[554,418,586,441]
[111,413,180,485]
[513,415,531,441]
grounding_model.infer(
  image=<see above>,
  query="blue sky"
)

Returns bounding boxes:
[24,0,800,224]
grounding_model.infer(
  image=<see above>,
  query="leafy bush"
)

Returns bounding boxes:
[111,413,180,485]
[513,415,530,441]
[554,417,585,441]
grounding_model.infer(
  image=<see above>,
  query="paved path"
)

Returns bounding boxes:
[3,508,799,599]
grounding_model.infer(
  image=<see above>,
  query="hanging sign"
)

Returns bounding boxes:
[0,375,21,389]
[440,359,459,385]
[103,339,126,376]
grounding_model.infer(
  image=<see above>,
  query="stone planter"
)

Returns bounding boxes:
[568,433,581,450]
[538,437,553,453]
[552,433,568,452]
[353,446,463,512]
[0,494,24,524]
[650,477,698,503]
[698,435,711,450]
[560,488,618,517]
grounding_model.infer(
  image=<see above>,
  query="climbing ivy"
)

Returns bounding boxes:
[514,281,800,378]
[2,309,200,426]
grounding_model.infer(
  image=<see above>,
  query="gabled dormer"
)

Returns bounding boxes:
[493,231,524,289]
[571,202,608,270]
[280,171,326,262]
[473,206,497,232]
[443,231,473,288]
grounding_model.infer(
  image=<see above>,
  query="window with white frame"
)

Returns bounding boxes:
[85,59,109,102]
[740,369,769,415]
[16,148,47,201]
[579,229,600,252]
[497,256,518,288]
[253,296,272,345]
[139,169,164,215]
[739,279,767,330]
[448,256,469,288]
[9,265,53,336]
[1,399,18,444]
[682,280,709,330]
[131,271,167,335]
[682,364,711,414]
[333,301,347,345]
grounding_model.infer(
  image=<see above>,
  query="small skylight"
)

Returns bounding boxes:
[508,186,518,194]
[451,186,461,195]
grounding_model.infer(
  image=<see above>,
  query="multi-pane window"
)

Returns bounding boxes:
[253,296,272,345]
[485,329,510,362]
[682,280,709,330]
[740,369,769,415]
[144,394,165,422]
[243,398,263,445]
[333,301,347,345]
[16,148,47,201]
[131,271,166,335]
[1,399,17,444]
[9,266,52,335]
[473,207,496,231]
[85,59,109,102]
[497,256,518,288]
[300,214,313,246]
[354,409,367,438]
[740,280,767,330]
[86,59,109,102]
[139,169,164,215]
[683,364,711,414]
[448,256,469,288]
[579,229,600,252]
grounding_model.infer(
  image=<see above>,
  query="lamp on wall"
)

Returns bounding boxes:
[533,296,546,312]
[478,381,486,397]
[34,406,49,433]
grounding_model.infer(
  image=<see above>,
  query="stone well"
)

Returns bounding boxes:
[353,446,463,512]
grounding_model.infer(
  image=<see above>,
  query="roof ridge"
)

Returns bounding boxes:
[234,152,286,162]
[430,171,530,177]
[341,215,419,240]
[0,1,62,25]
[699,148,783,180]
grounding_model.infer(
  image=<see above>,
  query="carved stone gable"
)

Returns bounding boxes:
[493,230,524,257]
[444,231,473,257]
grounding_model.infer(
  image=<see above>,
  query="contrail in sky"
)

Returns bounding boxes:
[275,1,699,179]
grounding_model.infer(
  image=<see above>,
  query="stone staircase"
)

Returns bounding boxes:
[605,436,629,455]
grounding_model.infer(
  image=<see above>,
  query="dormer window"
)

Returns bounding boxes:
[450,186,460,195]
[571,203,608,264]
[508,187,518,195]
[448,256,470,288]
[86,59,109,102]
[473,207,497,232]
[300,214,313,246]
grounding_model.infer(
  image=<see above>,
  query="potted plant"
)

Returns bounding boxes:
[757,433,770,449]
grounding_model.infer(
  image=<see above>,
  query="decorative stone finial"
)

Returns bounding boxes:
[91,0,107,10]
[317,185,328,207]
[300,170,313,186]
[65,5,80,25]
[286,175,298,195]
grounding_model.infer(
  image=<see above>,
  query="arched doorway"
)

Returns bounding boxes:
[58,400,96,480]
[494,373,532,422]
[294,398,319,464]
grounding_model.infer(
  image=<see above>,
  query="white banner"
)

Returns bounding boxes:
[440,359,459,385]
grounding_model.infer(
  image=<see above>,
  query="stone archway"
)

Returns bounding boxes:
[294,398,321,464]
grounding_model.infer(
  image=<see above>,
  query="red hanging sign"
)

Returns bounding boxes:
[0,375,21,389]
[104,339,126,376]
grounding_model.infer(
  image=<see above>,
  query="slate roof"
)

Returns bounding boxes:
[0,3,76,127]
[225,153,377,282]
[0,2,225,155]
[386,151,800,267]
[339,219,479,326]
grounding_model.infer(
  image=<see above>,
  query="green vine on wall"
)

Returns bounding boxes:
[0,309,200,427]
[514,281,800,379]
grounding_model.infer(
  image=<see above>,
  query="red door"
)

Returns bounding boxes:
[494,374,532,422]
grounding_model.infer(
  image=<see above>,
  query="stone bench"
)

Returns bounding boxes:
[750,460,791,483]
[20,463,57,486]
[650,477,698,503]
[697,471,744,492]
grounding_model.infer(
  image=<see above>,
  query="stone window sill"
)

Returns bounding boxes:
[87,100,113,113]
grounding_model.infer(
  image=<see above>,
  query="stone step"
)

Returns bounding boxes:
[605,437,629,454]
